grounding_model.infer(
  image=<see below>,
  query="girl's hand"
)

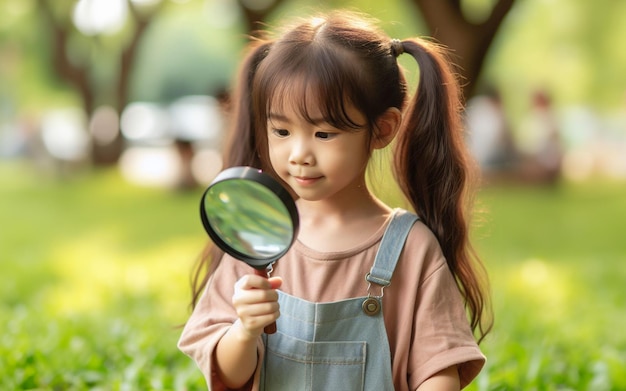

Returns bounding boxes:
[232,274,282,339]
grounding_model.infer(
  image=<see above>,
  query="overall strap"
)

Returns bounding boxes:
[366,209,419,287]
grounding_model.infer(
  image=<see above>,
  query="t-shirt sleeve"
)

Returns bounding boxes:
[405,226,486,389]
[177,255,264,391]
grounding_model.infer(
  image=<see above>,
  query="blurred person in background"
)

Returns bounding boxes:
[464,86,519,183]
[516,89,563,185]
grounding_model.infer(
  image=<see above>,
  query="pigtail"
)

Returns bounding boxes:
[188,41,272,310]
[393,38,492,342]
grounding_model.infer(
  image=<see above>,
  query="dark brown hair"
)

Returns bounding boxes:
[189,11,492,342]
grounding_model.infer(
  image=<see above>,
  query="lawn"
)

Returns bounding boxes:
[0,162,207,390]
[1,161,625,390]
[469,181,626,390]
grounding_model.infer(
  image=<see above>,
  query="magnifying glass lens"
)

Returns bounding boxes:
[200,166,299,269]
[204,179,294,259]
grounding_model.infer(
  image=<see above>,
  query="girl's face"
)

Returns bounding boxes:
[266,97,372,203]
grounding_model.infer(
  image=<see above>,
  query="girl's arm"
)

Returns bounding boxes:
[214,275,282,388]
[416,365,460,391]
[214,320,259,388]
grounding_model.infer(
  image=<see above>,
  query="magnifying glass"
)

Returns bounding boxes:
[200,166,299,334]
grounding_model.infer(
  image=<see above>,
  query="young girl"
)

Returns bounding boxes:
[179,10,492,391]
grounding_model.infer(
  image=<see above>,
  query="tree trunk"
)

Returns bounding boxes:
[412,0,515,101]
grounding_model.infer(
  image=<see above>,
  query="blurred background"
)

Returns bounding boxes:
[1,0,625,389]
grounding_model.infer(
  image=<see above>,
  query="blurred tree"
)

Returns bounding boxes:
[31,0,515,166]
[236,0,517,101]
[36,0,167,165]
[411,0,516,100]
[34,0,286,166]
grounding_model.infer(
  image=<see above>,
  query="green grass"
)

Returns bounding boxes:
[1,161,625,390]
[0,162,207,390]
[469,182,626,391]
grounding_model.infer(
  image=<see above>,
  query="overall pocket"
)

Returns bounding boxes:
[263,331,366,391]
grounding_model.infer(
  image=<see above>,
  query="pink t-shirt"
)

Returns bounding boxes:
[178,216,485,390]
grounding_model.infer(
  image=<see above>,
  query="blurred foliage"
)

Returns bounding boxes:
[0,1,79,113]
[129,2,244,102]
[2,0,625,121]
[483,0,626,121]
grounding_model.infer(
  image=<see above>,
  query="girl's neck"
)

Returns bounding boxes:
[295,189,392,253]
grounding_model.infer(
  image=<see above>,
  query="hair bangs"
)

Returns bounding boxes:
[256,43,370,132]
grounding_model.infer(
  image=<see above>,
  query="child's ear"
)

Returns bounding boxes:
[372,107,402,149]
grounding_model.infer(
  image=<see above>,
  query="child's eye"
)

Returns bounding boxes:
[315,131,337,140]
[271,128,290,137]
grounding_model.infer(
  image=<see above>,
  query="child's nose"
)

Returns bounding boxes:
[289,138,314,166]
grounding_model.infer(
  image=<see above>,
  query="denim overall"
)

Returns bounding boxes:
[261,209,418,391]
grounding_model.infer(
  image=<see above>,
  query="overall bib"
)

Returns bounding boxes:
[261,209,418,391]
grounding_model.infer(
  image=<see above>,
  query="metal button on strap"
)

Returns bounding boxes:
[362,297,381,316]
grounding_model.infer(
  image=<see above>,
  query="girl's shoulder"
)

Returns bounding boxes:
[405,218,440,247]
[397,216,448,278]
[391,210,441,254]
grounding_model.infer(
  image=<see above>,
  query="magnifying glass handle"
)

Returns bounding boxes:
[254,268,277,334]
